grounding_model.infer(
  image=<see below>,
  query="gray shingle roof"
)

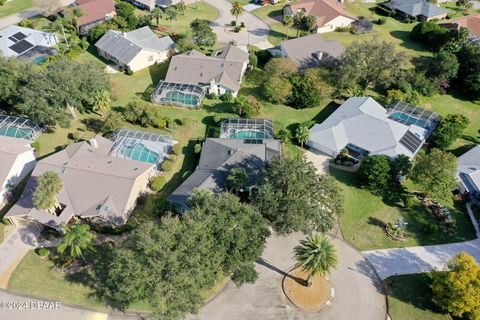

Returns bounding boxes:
[165,45,249,92]
[280,33,345,67]
[457,145,480,193]
[0,26,58,58]
[383,0,448,18]
[168,138,281,207]
[6,135,154,229]
[95,26,174,65]
[308,97,428,158]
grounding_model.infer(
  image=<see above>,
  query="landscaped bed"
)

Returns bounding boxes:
[332,168,476,251]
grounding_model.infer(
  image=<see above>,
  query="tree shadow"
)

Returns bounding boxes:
[449,142,477,157]
[367,216,385,228]
[256,258,305,285]
[81,118,104,134]
[389,30,430,52]
[311,100,340,124]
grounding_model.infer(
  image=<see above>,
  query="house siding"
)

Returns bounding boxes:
[0,150,36,208]
[316,15,355,33]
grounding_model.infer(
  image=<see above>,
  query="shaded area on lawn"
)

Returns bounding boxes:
[332,168,476,250]
[386,273,452,320]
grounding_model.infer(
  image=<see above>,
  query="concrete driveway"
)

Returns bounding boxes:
[305,149,330,175]
[191,233,386,320]
[203,0,271,48]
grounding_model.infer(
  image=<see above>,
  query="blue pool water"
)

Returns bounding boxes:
[228,130,270,139]
[0,127,35,139]
[389,112,429,129]
[33,55,47,64]
[118,143,159,164]
[162,90,200,106]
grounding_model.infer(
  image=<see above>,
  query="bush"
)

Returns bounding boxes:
[231,20,236,26]
[335,26,350,32]
[172,144,182,155]
[72,131,83,141]
[424,223,438,235]
[240,22,245,28]
[234,26,241,33]
[36,247,49,257]
[377,17,387,25]
[161,160,174,172]
[213,114,222,123]
[151,176,166,192]
[194,143,202,154]
[0,0,6,5]
[403,195,416,208]
[255,50,272,66]
[249,53,258,69]
[125,67,134,75]
[31,141,40,152]
[219,91,234,102]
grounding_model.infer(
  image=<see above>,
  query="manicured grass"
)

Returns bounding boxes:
[386,273,452,320]
[440,3,480,19]
[153,2,219,36]
[0,0,32,18]
[332,168,476,251]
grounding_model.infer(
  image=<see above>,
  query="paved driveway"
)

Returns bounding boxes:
[191,233,386,320]
[203,0,271,48]
[305,149,330,175]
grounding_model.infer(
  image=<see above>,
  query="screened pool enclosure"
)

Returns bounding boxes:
[387,101,441,134]
[220,118,274,140]
[151,81,205,108]
[0,115,42,140]
[110,129,173,168]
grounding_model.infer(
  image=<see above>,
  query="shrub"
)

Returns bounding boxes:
[219,91,234,102]
[18,19,33,28]
[240,22,245,28]
[424,223,439,235]
[31,141,40,152]
[231,20,236,26]
[335,26,350,32]
[161,160,174,172]
[403,195,416,208]
[72,131,83,141]
[151,176,166,191]
[213,114,222,123]
[172,144,182,155]
[234,26,241,33]
[335,159,342,165]
[249,53,258,69]
[255,50,272,66]
[194,143,202,154]
[125,67,134,75]
[36,247,49,257]
[0,0,6,5]
[377,17,387,25]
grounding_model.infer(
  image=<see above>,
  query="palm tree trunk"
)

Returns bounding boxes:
[236,14,239,26]
[306,274,313,287]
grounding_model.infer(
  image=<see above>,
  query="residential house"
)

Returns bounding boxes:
[127,0,156,11]
[283,0,355,33]
[279,33,344,67]
[457,145,480,204]
[440,14,480,45]
[0,137,36,210]
[95,26,175,72]
[307,97,441,160]
[75,0,116,35]
[168,118,281,208]
[5,135,157,229]
[381,0,448,21]
[0,25,58,60]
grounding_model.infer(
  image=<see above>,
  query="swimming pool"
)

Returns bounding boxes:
[161,90,200,107]
[389,112,429,129]
[227,130,271,139]
[33,55,47,64]
[0,127,35,140]
[118,143,159,164]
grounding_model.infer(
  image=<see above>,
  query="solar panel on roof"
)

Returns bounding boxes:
[9,39,34,54]
[399,130,423,153]
[12,32,27,41]
[8,36,18,43]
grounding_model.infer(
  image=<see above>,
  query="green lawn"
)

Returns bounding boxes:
[332,168,476,251]
[440,3,480,19]
[0,0,32,18]
[153,2,219,36]
[386,273,452,320]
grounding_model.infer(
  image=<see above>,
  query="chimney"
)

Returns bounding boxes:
[90,138,98,149]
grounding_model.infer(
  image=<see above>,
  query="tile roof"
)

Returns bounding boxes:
[288,0,355,28]
[95,26,175,65]
[6,135,154,229]
[308,97,428,158]
[164,45,249,92]
[168,137,281,207]
[76,0,116,26]
[280,33,344,67]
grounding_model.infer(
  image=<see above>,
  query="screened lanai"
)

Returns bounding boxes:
[110,129,173,168]
[220,118,274,140]
[387,101,441,134]
[151,81,205,108]
[0,115,42,140]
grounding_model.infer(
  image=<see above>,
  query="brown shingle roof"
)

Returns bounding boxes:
[449,14,480,37]
[76,0,116,26]
[289,0,355,28]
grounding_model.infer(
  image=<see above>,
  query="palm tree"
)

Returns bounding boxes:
[57,223,95,261]
[226,167,249,194]
[152,7,163,27]
[33,171,63,210]
[230,1,244,26]
[295,125,310,148]
[165,6,178,33]
[49,19,69,47]
[294,235,338,287]
[283,15,293,39]
[91,90,111,118]
[176,0,186,15]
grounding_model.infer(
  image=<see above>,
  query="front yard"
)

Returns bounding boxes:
[332,168,476,251]
[0,0,32,18]
[386,273,452,320]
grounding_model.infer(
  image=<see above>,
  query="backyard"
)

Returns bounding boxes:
[386,273,452,320]
[0,0,32,18]
[332,168,476,251]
